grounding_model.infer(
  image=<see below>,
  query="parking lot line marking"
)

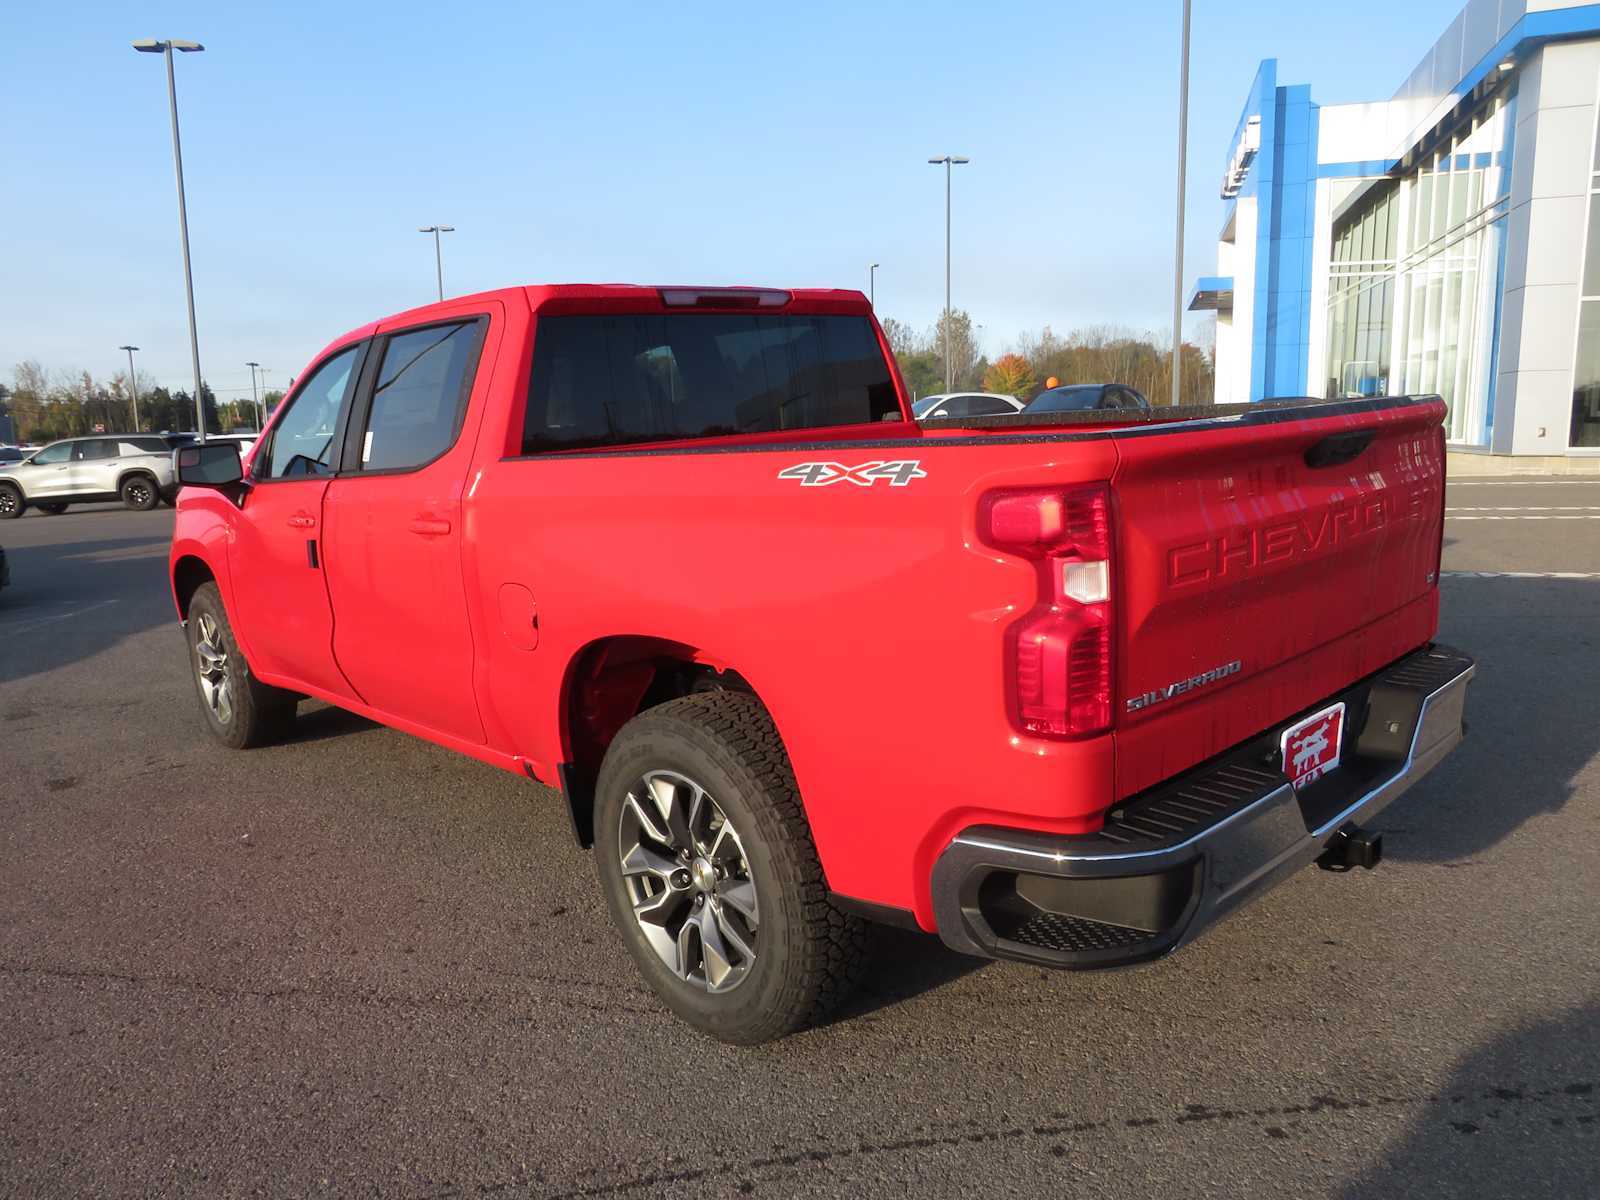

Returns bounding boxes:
[0,598,118,633]
[1445,514,1600,520]
[1442,570,1600,579]
[1446,506,1600,512]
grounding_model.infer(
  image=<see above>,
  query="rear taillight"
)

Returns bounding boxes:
[980,484,1114,739]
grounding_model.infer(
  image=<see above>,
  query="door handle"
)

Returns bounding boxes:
[287,512,317,529]
[408,517,452,536]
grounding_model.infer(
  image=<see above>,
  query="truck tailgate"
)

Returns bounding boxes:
[1110,398,1446,796]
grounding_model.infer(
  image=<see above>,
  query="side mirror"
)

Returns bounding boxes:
[175,441,243,487]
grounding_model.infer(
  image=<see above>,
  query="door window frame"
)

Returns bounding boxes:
[336,315,489,478]
[250,340,371,485]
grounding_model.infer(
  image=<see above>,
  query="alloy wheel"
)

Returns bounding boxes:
[618,769,759,992]
[0,490,16,515]
[194,612,233,725]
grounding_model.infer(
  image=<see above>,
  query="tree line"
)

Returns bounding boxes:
[0,361,282,444]
[881,311,1215,406]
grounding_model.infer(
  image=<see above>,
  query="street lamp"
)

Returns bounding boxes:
[245,361,262,432]
[928,155,969,390]
[132,37,208,442]
[1170,0,1192,407]
[418,224,455,302]
[119,345,141,432]
[869,262,880,310]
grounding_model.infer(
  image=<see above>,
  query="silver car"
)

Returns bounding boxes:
[0,435,177,518]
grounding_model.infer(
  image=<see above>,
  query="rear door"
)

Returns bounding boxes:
[322,308,497,744]
[1110,400,1445,790]
[69,438,120,496]
[229,342,368,702]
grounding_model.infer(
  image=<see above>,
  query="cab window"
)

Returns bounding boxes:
[259,346,361,480]
[355,320,482,472]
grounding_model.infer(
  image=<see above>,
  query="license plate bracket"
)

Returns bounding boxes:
[1280,702,1345,790]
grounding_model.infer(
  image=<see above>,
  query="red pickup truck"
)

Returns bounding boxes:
[169,284,1474,1043]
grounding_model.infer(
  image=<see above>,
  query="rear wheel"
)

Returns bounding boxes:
[594,692,869,1044]
[187,583,297,749]
[37,503,68,515]
[0,484,22,520]
[120,475,158,511]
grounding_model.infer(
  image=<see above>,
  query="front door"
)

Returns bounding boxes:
[228,342,367,703]
[22,441,74,498]
[322,311,496,744]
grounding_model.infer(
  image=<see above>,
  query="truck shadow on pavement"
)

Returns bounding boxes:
[829,926,986,1022]
[281,701,381,746]
[0,535,173,687]
[1378,577,1599,863]
[1338,1001,1600,1199]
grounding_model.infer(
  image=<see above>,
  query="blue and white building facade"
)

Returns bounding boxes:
[1191,0,1600,458]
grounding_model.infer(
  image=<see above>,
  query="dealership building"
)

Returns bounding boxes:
[1189,0,1600,466]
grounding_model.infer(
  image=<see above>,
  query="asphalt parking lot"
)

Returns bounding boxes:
[2,480,1598,1199]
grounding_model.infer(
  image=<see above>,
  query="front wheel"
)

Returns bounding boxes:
[0,484,23,520]
[187,582,297,749]
[120,475,158,511]
[593,692,869,1044]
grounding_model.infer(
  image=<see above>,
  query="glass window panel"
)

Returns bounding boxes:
[361,322,481,471]
[524,313,898,452]
[1572,301,1600,447]
[1584,195,1600,299]
[262,347,359,479]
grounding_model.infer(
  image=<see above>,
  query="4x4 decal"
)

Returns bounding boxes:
[777,460,927,487]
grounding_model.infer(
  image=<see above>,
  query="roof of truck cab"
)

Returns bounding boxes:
[369,285,873,332]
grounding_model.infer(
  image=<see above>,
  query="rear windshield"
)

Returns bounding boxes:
[523,313,899,452]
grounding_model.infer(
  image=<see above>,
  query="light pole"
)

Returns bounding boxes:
[869,262,879,309]
[119,345,141,431]
[419,224,454,302]
[245,361,262,431]
[133,37,208,442]
[928,155,969,390]
[1170,0,1192,407]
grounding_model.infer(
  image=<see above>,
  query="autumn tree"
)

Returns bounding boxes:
[982,353,1036,400]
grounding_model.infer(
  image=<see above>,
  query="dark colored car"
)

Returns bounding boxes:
[1025,384,1150,413]
[0,447,27,465]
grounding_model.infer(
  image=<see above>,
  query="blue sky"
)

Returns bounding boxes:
[2,0,1464,402]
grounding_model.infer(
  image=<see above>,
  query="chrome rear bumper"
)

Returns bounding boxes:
[930,644,1476,968]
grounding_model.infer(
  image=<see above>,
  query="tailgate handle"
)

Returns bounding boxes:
[1305,430,1375,468]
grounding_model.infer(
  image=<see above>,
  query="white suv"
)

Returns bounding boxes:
[0,435,177,518]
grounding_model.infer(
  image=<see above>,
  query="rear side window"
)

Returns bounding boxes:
[74,439,118,460]
[523,313,899,452]
[125,437,169,453]
[356,321,481,472]
[965,396,1018,416]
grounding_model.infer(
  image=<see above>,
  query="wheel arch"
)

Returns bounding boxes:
[170,553,217,622]
[556,634,779,849]
[116,466,161,494]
